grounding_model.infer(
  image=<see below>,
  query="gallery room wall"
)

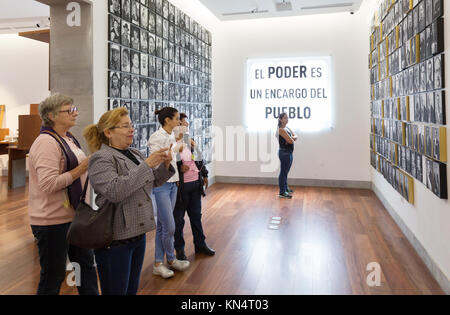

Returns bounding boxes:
[0,34,50,175]
[212,2,372,184]
[92,0,219,179]
[371,1,450,293]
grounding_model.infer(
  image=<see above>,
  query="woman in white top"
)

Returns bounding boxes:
[148,107,189,278]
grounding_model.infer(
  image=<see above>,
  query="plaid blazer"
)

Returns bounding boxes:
[88,144,175,240]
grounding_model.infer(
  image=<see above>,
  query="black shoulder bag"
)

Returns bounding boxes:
[67,177,116,249]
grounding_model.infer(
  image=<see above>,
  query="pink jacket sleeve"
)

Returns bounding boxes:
[30,135,74,194]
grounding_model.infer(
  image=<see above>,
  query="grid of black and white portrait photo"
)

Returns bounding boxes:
[370,0,447,201]
[107,0,212,162]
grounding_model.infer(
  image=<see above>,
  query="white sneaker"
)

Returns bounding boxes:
[153,263,174,279]
[168,259,190,271]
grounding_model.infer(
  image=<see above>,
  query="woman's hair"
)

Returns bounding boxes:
[278,112,287,128]
[179,112,187,121]
[83,107,129,153]
[39,93,74,127]
[155,106,178,126]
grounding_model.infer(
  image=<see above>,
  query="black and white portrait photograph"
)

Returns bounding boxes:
[413,6,419,36]
[416,152,423,183]
[109,99,120,111]
[109,71,121,98]
[132,126,140,148]
[418,1,426,32]
[411,37,417,65]
[109,15,121,44]
[109,43,121,71]
[121,20,131,47]
[156,58,163,80]
[432,127,440,161]
[148,0,155,11]
[163,60,169,81]
[121,74,131,98]
[413,63,420,93]
[156,0,162,15]
[156,80,163,100]
[149,33,156,55]
[162,0,169,19]
[122,0,131,21]
[419,61,426,92]
[141,6,148,29]
[418,30,425,61]
[140,101,149,124]
[141,53,148,76]
[426,57,434,90]
[130,50,140,74]
[432,0,443,21]
[140,31,148,53]
[405,39,411,66]
[426,158,433,190]
[426,0,433,26]
[121,100,131,112]
[156,14,163,37]
[156,36,163,57]
[425,25,432,58]
[149,80,155,99]
[425,126,432,157]
[169,42,174,62]
[140,77,149,99]
[434,54,443,89]
[163,39,169,60]
[421,93,428,123]
[149,56,156,77]
[131,75,140,99]
[140,126,148,148]
[149,12,156,33]
[131,25,140,50]
[131,0,140,26]
[428,92,436,123]
[432,161,440,197]
[131,100,140,123]
[121,47,131,72]
[434,91,445,125]
[407,12,413,39]
[169,3,175,23]
[169,24,174,43]
[109,0,121,16]
[163,19,169,40]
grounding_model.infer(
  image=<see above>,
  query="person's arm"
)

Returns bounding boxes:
[89,152,158,203]
[31,136,84,194]
[279,128,295,144]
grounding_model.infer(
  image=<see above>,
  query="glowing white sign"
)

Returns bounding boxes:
[246,56,332,132]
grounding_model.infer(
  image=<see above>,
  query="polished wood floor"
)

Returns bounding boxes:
[0,177,444,295]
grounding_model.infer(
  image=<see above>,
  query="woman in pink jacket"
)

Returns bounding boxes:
[28,94,98,295]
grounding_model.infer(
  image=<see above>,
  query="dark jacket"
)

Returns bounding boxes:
[175,145,208,206]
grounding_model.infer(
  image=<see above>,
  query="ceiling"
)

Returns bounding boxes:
[199,0,364,21]
[0,0,49,34]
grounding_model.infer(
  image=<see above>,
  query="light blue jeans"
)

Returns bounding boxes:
[153,182,178,263]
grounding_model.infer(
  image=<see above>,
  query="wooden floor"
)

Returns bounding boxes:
[0,178,444,295]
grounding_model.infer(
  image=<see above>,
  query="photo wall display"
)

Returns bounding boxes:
[369,0,447,201]
[107,0,213,164]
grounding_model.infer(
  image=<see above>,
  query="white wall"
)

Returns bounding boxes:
[371,2,450,290]
[0,34,50,174]
[212,2,372,182]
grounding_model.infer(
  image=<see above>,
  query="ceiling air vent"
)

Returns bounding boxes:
[222,8,269,16]
[275,1,293,12]
[301,2,354,10]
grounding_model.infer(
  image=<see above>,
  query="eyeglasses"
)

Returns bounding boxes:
[59,106,78,114]
[111,123,135,130]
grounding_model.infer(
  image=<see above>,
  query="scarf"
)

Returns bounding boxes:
[40,126,83,209]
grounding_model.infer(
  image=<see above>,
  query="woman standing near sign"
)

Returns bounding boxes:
[277,113,297,199]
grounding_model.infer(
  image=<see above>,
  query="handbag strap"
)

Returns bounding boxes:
[80,176,89,202]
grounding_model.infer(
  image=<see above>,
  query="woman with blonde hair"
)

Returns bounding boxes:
[83,107,175,295]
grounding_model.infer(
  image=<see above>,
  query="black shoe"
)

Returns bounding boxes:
[195,245,215,256]
[278,192,292,199]
[176,249,187,260]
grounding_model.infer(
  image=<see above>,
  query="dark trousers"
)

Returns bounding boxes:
[31,223,99,295]
[94,235,146,295]
[278,148,293,194]
[173,180,206,251]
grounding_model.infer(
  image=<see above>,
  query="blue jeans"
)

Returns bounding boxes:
[278,148,293,194]
[153,182,178,263]
[94,235,146,295]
